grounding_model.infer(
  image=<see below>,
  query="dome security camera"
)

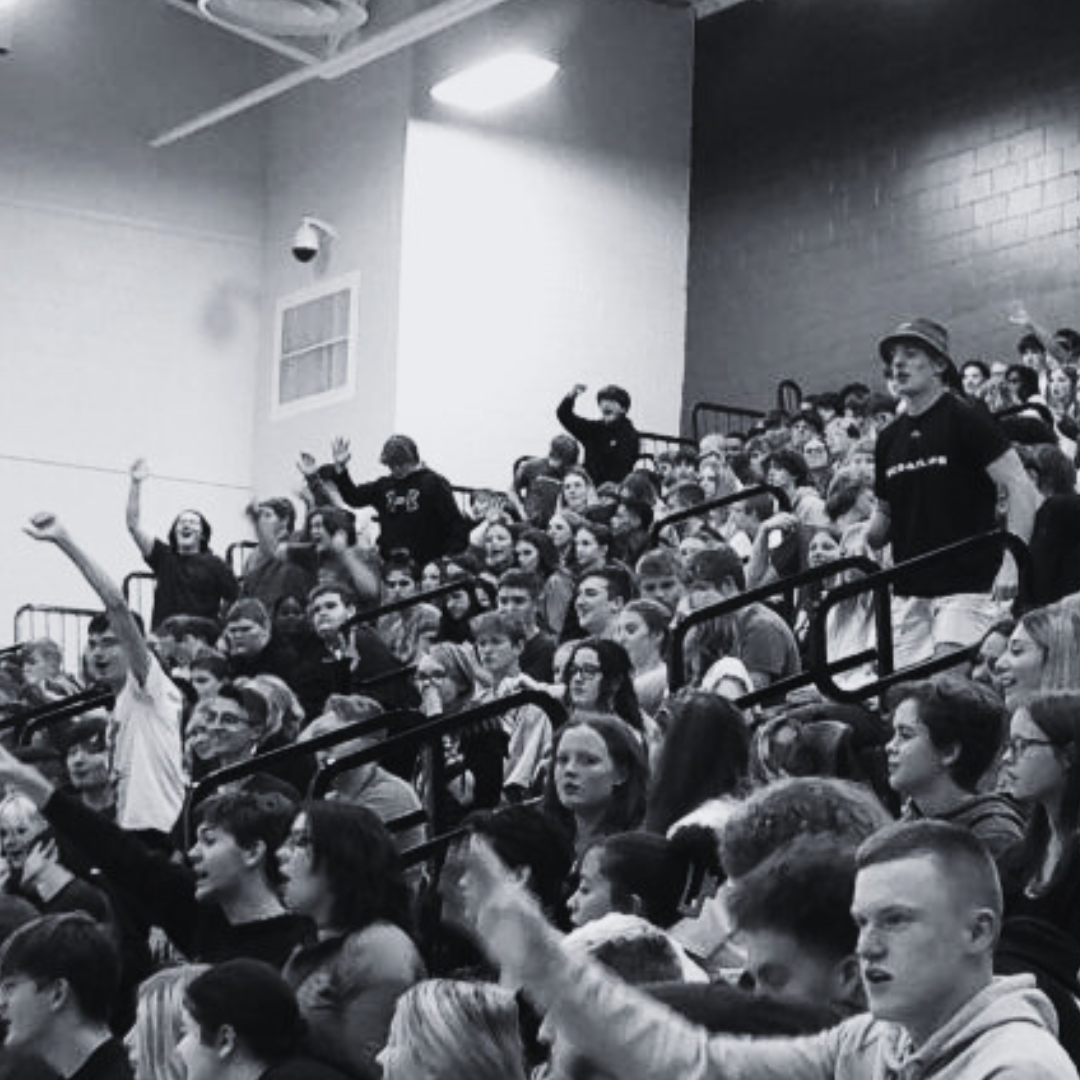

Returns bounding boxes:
[292,216,337,264]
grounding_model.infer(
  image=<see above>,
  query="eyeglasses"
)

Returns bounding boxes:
[1003,735,1055,759]
[568,663,602,679]
[202,710,248,727]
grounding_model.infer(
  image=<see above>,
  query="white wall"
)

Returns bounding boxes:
[395,0,694,487]
[251,0,693,496]
[0,0,267,631]
[252,52,413,499]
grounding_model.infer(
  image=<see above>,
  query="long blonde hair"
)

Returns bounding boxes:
[130,965,210,1080]
[1017,603,1080,693]
[383,979,525,1080]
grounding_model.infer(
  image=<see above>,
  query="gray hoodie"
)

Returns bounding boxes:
[539,958,1077,1080]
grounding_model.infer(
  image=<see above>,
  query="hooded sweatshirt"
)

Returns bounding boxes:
[534,945,1078,1080]
[903,793,1027,862]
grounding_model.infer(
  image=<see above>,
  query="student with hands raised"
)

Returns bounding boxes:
[461,821,1079,1080]
[23,511,186,836]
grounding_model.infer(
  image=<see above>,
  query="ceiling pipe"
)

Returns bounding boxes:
[151,0,519,148]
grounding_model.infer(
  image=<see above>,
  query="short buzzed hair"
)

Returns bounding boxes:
[856,820,1002,923]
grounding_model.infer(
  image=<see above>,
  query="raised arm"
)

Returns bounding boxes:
[0,743,201,956]
[556,383,596,440]
[125,458,156,560]
[333,536,380,608]
[463,839,836,1080]
[1008,303,1069,369]
[25,512,151,685]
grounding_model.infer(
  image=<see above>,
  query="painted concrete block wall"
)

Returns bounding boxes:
[0,0,266,626]
[684,0,1080,423]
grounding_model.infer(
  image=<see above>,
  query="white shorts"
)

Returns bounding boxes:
[892,592,1003,669]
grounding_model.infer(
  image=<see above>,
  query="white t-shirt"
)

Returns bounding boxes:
[110,657,186,833]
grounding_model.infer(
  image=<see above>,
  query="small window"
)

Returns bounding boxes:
[271,273,360,418]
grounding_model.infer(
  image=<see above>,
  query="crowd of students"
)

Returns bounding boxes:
[1,313,1080,1078]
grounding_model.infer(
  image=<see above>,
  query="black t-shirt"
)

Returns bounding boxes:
[874,392,1009,597]
[146,540,238,628]
[69,1039,133,1080]
[1027,494,1080,607]
[260,1059,354,1080]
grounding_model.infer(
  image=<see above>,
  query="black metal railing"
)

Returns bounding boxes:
[668,555,881,695]
[451,486,497,517]
[691,401,766,443]
[225,541,258,582]
[649,484,791,546]
[776,379,803,414]
[810,530,1031,703]
[122,572,156,629]
[638,431,697,458]
[344,575,495,632]
[183,708,426,845]
[311,690,567,838]
[0,686,115,741]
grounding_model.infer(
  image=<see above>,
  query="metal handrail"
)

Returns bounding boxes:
[0,686,115,739]
[225,541,258,581]
[343,575,495,631]
[733,649,880,711]
[810,530,1032,703]
[776,379,803,414]
[638,430,697,455]
[183,708,426,845]
[649,484,791,546]
[122,571,157,629]
[397,796,545,869]
[691,401,766,443]
[668,555,880,692]
[311,690,567,836]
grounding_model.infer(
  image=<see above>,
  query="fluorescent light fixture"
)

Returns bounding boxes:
[431,53,558,113]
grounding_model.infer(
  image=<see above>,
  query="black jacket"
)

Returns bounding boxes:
[556,397,639,485]
[322,466,469,566]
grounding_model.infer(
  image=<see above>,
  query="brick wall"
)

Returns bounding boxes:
[683,0,1080,428]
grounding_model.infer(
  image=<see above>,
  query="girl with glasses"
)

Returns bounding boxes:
[999,691,1080,939]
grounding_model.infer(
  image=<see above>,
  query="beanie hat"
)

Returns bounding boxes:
[597,385,631,412]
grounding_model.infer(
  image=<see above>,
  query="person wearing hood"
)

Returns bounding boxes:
[462,818,1078,1080]
[886,676,1025,862]
[311,434,469,568]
